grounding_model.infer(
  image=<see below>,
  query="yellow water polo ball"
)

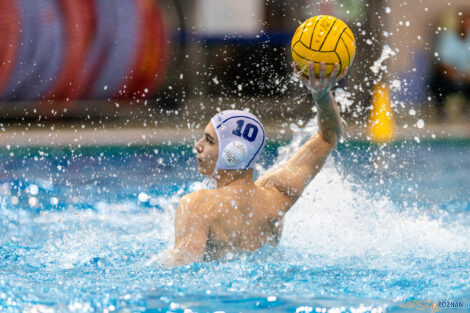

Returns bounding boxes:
[291,15,356,78]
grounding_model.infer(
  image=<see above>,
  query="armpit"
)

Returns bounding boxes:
[268,218,284,244]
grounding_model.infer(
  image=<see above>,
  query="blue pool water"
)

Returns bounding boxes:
[0,130,469,312]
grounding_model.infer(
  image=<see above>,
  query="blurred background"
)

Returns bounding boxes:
[0,0,469,139]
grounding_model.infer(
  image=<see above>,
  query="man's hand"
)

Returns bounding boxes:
[293,61,348,100]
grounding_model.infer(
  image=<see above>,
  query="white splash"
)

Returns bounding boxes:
[370,45,396,75]
[262,117,470,264]
[32,199,178,270]
[334,88,354,113]
[389,79,401,92]
[281,162,470,261]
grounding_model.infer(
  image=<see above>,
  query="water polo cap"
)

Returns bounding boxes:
[210,110,265,172]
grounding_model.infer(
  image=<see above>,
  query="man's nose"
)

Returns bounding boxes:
[194,140,203,153]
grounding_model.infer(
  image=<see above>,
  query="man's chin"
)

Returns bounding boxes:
[198,164,214,176]
[197,164,208,175]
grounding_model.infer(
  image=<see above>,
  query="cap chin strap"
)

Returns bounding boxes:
[202,175,217,190]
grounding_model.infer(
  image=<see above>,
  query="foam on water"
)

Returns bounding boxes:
[255,118,470,267]
[28,198,181,271]
[282,164,470,261]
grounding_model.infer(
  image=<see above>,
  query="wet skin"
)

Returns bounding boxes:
[192,122,287,260]
[160,62,348,267]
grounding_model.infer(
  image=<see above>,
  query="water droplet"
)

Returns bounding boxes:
[28,197,38,207]
[416,119,424,129]
[11,196,19,205]
[138,192,150,203]
[29,184,39,196]
[50,197,59,205]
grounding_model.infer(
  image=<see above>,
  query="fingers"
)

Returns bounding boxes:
[293,61,310,87]
[319,62,326,82]
[292,61,301,77]
[336,67,349,82]
[293,61,306,78]
[307,61,314,80]
[307,61,317,86]
[328,63,339,86]
[292,61,298,73]
[293,61,349,93]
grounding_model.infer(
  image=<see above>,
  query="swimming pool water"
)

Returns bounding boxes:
[0,134,469,312]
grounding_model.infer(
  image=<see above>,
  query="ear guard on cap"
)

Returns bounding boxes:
[221,140,248,167]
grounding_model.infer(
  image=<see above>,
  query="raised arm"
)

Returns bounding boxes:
[256,61,347,208]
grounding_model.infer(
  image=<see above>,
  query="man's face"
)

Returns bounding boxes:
[194,122,218,175]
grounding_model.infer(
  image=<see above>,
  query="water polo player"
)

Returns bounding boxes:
[159,62,348,267]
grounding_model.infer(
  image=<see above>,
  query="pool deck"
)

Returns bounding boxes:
[0,96,468,147]
[0,122,468,147]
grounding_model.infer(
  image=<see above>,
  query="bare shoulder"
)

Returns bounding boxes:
[256,174,295,205]
[182,187,244,215]
[180,189,212,205]
[177,189,219,219]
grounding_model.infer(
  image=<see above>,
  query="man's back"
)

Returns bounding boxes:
[199,182,287,260]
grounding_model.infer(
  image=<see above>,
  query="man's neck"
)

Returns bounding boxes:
[213,168,255,189]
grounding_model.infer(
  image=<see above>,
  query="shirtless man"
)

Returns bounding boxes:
[159,61,347,267]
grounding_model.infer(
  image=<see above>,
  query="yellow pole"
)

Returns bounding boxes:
[367,82,396,143]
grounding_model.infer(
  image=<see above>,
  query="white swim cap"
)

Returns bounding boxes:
[211,110,265,172]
